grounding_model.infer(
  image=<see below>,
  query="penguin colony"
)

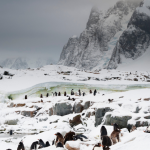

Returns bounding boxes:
[11,123,150,150]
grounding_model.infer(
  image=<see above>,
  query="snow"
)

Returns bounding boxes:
[118,46,150,71]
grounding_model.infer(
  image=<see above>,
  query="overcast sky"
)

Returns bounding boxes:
[0,0,121,62]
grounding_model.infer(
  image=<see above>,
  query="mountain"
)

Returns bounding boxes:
[58,0,142,70]
[0,57,56,69]
[108,0,150,69]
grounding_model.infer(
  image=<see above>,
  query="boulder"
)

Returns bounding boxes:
[69,115,82,127]
[104,114,132,128]
[95,107,113,126]
[21,110,37,117]
[49,108,53,116]
[83,101,91,110]
[5,119,19,125]
[53,102,73,116]
[73,102,83,113]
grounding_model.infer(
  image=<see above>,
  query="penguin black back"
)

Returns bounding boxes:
[45,141,50,147]
[38,139,45,148]
[56,142,64,148]
[17,141,25,150]
[30,141,39,150]
[100,126,107,137]
[114,123,119,131]
[101,135,112,147]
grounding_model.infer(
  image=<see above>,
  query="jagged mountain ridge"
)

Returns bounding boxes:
[58,0,142,70]
[108,0,150,69]
[0,57,56,69]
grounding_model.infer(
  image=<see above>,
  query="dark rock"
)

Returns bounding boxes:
[83,101,91,110]
[95,107,113,126]
[73,102,83,113]
[104,114,132,128]
[49,108,53,116]
[53,102,73,116]
[21,110,37,117]
[69,115,82,127]
[134,78,138,81]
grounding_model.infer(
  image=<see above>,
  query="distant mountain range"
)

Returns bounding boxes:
[58,0,150,70]
[0,57,56,69]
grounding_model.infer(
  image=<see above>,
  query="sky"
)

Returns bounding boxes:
[0,0,126,62]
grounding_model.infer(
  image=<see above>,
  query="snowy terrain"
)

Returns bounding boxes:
[0,65,150,150]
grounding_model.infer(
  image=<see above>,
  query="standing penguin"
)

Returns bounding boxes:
[30,141,39,150]
[25,95,27,99]
[94,89,97,96]
[58,92,61,96]
[17,141,25,150]
[55,92,57,96]
[55,132,64,145]
[56,142,64,148]
[40,94,43,98]
[100,126,107,137]
[101,135,112,150]
[9,130,13,136]
[83,92,85,96]
[71,89,74,95]
[64,131,75,144]
[46,93,49,97]
[78,89,81,96]
[64,91,67,96]
[89,90,92,94]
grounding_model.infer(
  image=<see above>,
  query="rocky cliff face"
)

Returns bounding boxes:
[108,0,150,69]
[58,0,142,70]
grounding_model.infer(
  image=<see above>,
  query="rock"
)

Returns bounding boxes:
[73,102,83,113]
[69,115,82,127]
[49,108,53,116]
[21,110,37,117]
[5,119,19,125]
[144,98,150,101]
[83,101,91,110]
[0,74,3,80]
[65,141,80,150]
[86,111,95,118]
[104,114,132,128]
[16,103,26,107]
[144,116,150,119]
[53,102,73,116]
[108,1,150,69]
[39,117,48,122]
[3,71,14,76]
[95,107,113,126]
[134,78,138,81]
[58,1,141,70]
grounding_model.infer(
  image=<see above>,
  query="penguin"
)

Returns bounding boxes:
[45,141,50,147]
[40,94,43,98]
[38,139,45,148]
[78,89,81,96]
[68,96,71,100]
[55,132,64,145]
[52,92,54,96]
[94,89,97,96]
[55,92,57,96]
[82,92,85,96]
[89,90,92,94]
[113,123,120,131]
[64,91,67,96]
[71,89,74,95]
[56,142,64,148]
[92,143,103,150]
[52,139,55,145]
[101,135,112,149]
[30,141,39,150]
[25,95,27,99]
[17,141,25,150]
[72,98,75,101]
[100,126,107,137]
[73,134,88,141]
[64,131,75,144]
[58,92,61,96]
[10,130,13,135]
[46,93,49,97]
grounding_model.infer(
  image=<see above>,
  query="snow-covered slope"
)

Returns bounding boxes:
[58,0,142,70]
[108,0,150,69]
[0,57,56,69]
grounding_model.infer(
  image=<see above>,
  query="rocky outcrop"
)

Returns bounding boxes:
[59,1,142,70]
[53,102,73,116]
[104,114,132,128]
[95,107,113,126]
[5,119,19,125]
[73,101,83,113]
[69,115,82,127]
[21,110,37,117]
[108,0,150,69]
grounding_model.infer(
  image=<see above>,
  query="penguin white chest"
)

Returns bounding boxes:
[94,147,103,150]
